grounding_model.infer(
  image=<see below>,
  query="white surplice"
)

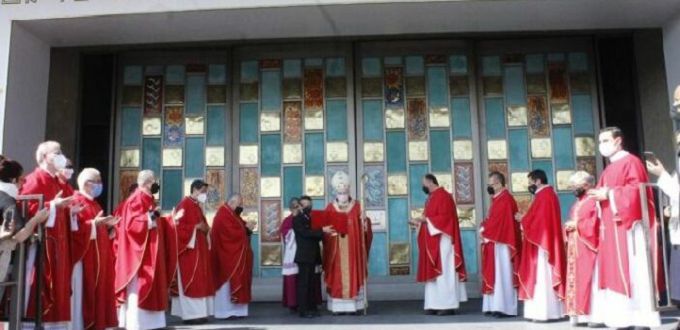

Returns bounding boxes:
[117,275,165,330]
[214,282,248,319]
[482,243,517,315]
[523,249,564,321]
[327,288,366,313]
[423,220,468,310]
[171,229,214,321]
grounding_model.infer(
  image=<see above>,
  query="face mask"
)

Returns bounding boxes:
[62,168,74,180]
[303,206,312,215]
[528,184,538,195]
[234,206,244,216]
[150,182,161,194]
[422,186,430,195]
[52,154,67,170]
[574,187,586,198]
[598,142,617,158]
[486,186,495,195]
[197,193,207,203]
[92,183,103,198]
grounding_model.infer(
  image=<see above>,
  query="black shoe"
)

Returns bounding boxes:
[299,313,314,319]
[183,318,206,325]
[436,309,456,316]
[493,312,515,318]
[483,312,493,316]
[424,309,437,315]
[587,323,606,328]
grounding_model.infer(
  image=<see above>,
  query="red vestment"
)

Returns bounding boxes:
[114,189,178,311]
[565,196,600,316]
[21,167,72,322]
[596,152,663,297]
[517,185,566,301]
[416,187,467,283]
[71,191,118,329]
[481,189,520,294]
[173,197,215,298]
[322,201,373,299]
[210,204,253,304]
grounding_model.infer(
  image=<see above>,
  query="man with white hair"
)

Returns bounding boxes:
[564,171,604,327]
[115,170,181,330]
[322,171,373,315]
[21,141,76,329]
[211,194,255,320]
[70,168,120,330]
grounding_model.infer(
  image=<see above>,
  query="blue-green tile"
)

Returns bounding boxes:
[121,107,142,146]
[124,66,143,85]
[405,56,424,76]
[532,160,554,187]
[427,67,448,107]
[504,66,527,106]
[208,64,227,85]
[305,58,323,67]
[239,103,258,143]
[386,131,406,173]
[430,130,452,172]
[207,105,226,146]
[558,193,574,223]
[305,133,324,175]
[142,138,161,174]
[548,53,566,62]
[362,58,381,77]
[554,127,575,170]
[485,98,506,139]
[369,233,388,276]
[241,61,259,82]
[251,234,260,276]
[261,267,282,278]
[572,94,594,135]
[461,230,478,274]
[161,170,183,210]
[384,57,402,66]
[412,231,419,271]
[568,52,588,72]
[326,100,348,141]
[186,75,206,115]
[449,55,468,75]
[325,58,346,77]
[362,100,384,141]
[284,167,303,204]
[283,59,302,78]
[409,164,429,207]
[482,56,501,76]
[262,71,282,111]
[165,65,185,85]
[312,199,325,210]
[452,98,472,139]
[526,54,545,74]
[261,134,281,176]
[185,137,205,178]
[509,129,529,171]
[388,198,409,242]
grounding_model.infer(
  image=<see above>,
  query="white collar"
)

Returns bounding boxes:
[536,185,549,194]
[609,150,629,162]
[0,182,18,199]
[493,188,507,198]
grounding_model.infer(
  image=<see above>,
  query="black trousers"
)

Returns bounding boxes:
[296,262,318,315]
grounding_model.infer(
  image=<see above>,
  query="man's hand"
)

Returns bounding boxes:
[172,208,185,222]
[53,191,75,209]
[93,211,115,226]
[587,188,609,201]
[408,217,424,227]
[196,222,210,234]
[107,217,121,228]
[514,212,524,221]
[245,221,256,231]
[564,220,576,232]
[322,225,336,235]
[646,160,665,177]
[70,202,85,216]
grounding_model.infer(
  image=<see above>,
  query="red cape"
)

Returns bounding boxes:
[114,189,178,311]
[322,201,373,299]
[416,187,467,283]
[71,192,118,329]
[21,167,72,322]
[517,185,566,301]
[565,196,599,316]
[210,204,253,304]
[481,189,520,294]
[173,197,216,298]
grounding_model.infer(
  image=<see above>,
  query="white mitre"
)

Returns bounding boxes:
[331,171,350,194]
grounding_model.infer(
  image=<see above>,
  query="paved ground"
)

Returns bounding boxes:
[167,300,680,330]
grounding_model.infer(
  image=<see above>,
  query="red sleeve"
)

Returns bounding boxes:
[610,159,649,227]
[175,199,197,253]
[20,175,49,218]
[577,200,600,251]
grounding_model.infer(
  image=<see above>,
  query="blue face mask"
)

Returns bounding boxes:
[92,183,103,198]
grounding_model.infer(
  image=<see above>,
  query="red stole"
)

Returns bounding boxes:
[21,167,72,322]
[71,192,118,329]
[114,189,178,311]
[174,197,216,298]
[517,185,566,301]
[481,189,520,294]
[565,196,599,316]
[210,204,253,304]
[321,201,373,299]
[596,153,663,297]
[416,187,467,283]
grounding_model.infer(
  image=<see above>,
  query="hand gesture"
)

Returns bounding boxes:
[322,225,336,235]
[32,208,50,224]
[107,217,121,227]
[172,208,184,222]
[564,220,576,232]
[93,211,115,226]
[196,222,210,234]
[408,217,424,227]
[514,212,524,221]
[70,202,85,216]
[53,191,75,209]
[646,160,665,177]
[245,221,256,231]
[587,188,609,201]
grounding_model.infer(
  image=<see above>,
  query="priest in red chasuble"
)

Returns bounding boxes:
[21,141,77,329]
[410,174,467,316]
[516,169,565,321]
[322,171,373,315]
[480,171,520,317]
[171,179,216,323]
[70,168,120,330]
[115,170,180,330]
[587,127,661,328]
[563,171,605,326]
[211,194,255,320]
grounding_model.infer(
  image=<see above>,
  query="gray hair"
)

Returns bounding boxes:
[35,141,60,164]
[77,168,100,190]
[137,170,155,185]
[227,193,242,204]
[569,171,595,186]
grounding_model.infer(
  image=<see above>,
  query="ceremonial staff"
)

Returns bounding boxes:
[359,173,369,315]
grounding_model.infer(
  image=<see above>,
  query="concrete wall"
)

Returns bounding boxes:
[45,49,81,161]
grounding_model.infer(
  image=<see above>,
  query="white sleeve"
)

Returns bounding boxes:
[187,228,197,249]
[46,201,57,228]
[89,221,97,240]
[607,189,619,216]
[148,212,157,229]
[425,217,442,236]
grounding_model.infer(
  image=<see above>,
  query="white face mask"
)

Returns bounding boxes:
[598,142,618,158]
[197,193,207,203]
[62,168,74,180]
[336,193,349,204]
[52,154,67,170]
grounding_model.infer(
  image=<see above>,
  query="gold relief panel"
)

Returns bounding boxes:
[511,172,530,193]
[261,244,282,267]
[260,177,281,198]
[531,138,553,158]
[387,174,408,196]
[120,149,140,168]
[385,108,405,129]
[556,170,576,191]
[452,140,473,161]
[390,265,411,276]
[366,210,386,232]
[162,148,182,167]
[185,116,205,135]
[305,176,325,197]
[552,104,572,125]
[389,242,411,265]
[457,207,476,228]
[241,211,259,232]
[142,118,162,136]
[304,108,324,130]
[364,142,384,163]
[434,173,453,194]
[239,145,259,165]
[429,107,450,128]
[408,141,428,162]
[507,106,528,127]
[260,112,281,132]
[411,208,424,221]
[487,140,508,160]
[575,137,596,157]
[326,142,349,163]
[283,144,303,164]
[205,147,225,167]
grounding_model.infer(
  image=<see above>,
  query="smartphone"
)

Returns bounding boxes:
[644,151,658,164]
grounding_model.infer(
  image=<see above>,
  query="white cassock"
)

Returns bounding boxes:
[171,229,214,320]
[68,216,97,330]
[482,243,517,315]
[327,288,365,313]
[214,282,248,318]
[522,249,563,321]
[423,220,468,310]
